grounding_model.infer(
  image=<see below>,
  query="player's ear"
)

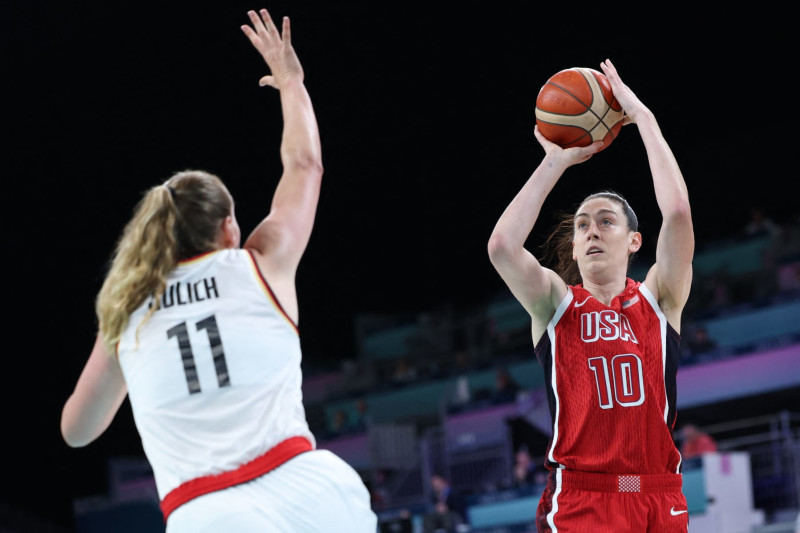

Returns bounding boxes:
[219,216,238,248]
[629,232,642,253]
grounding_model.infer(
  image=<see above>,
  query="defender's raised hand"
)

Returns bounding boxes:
[241,8,303,89]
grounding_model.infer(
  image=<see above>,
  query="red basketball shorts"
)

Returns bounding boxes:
[536,469,689,533]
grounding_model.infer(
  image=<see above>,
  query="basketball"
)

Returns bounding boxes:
[535,67,624,151]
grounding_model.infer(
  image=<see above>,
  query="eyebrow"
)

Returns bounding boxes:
[575,208,619,219]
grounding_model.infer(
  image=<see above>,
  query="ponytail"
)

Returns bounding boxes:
[540,211,581,285]
[95,170,232,353]
[96,186,178,352]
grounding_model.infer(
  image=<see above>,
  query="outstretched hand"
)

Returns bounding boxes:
[241,8,303,89]
[533,125,602,166]
[601,59,650,126]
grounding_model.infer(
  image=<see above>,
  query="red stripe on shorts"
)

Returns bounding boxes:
[160,436,313,522]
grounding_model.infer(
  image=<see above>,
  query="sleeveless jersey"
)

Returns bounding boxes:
[117,248,315,500]
[534,278,682,475]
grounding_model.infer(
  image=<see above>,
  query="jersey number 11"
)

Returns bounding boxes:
[167,314,230,395]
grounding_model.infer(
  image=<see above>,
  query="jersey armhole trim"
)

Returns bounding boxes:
[639,283,681,341]
[550,287,574,329]
[244,249,299,335]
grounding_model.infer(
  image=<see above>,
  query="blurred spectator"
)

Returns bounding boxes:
[453,351,472,373]
[492,368,520,404]
[755,246,780,301]
[369,469,391,509]
[351,398,372,433]
[532,464,548,486]
[686,325,718,356]
[340,357,378,392]
[408,311,452,358]
[329,409,350,438]
[449,352,472,407]
[511,446,536,488]
[778,261,800,292]
[680,424,718,459]
[451,375,471,408]
[744,207,781,238]
[392,358,418,384]
[422,474,466,533]
[708,273,732,310]
[488,315,507,347]
[779,216,800,262]
[379,509,413,533]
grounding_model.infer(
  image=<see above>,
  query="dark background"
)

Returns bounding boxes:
[4,2,798,529]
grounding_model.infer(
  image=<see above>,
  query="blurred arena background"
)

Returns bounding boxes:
[15,216,800,533]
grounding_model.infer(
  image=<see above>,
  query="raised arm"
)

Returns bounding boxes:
[601,59,693,327]
[601,60,693,321]
[488,129,600,341]
[240,10,323,291]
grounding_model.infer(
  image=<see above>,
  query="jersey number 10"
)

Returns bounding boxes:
[587,354,645,408]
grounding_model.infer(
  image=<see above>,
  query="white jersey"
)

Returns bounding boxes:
[118,248,315,500]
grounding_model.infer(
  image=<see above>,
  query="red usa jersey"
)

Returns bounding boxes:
[534,278,682,475]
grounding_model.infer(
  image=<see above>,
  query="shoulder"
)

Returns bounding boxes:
[208,247,266,272]
[176,249,246,269]
[218,247,252,262]
[184,249,270,291]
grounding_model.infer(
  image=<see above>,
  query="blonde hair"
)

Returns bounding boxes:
[96,170,232,352]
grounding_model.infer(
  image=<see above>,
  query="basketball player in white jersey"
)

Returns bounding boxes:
[60,9,377,532]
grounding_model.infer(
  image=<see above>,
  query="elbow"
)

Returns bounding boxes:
[283,148,324,178]
[61,422,98,449]
[668,200,693,226]
[61,401,93,448]
[62,435,89,449]
[299,155,324,178]
[61,420,88,448]
[290,157,324,186]
[488,231,513,266]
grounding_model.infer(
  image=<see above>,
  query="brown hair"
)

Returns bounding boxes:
[540,190,638,285]
[95,170,232,352]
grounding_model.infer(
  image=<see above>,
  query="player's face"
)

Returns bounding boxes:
[572,198,639,277]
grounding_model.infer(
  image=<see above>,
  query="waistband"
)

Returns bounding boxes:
[160,436,313,522]
[549,469,683,493]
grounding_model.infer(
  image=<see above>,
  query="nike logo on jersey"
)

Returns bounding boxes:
[574,296,592,307]
[670,507,688,516]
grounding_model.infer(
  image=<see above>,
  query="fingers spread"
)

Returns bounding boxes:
[259,9,278,36]
[247,10,264,34]
[282,16,291,44]
[240,24,259,45]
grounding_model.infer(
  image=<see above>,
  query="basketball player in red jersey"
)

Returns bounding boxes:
[488,59,693,532]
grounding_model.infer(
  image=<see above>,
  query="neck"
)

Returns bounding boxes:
[580,277,628,306]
